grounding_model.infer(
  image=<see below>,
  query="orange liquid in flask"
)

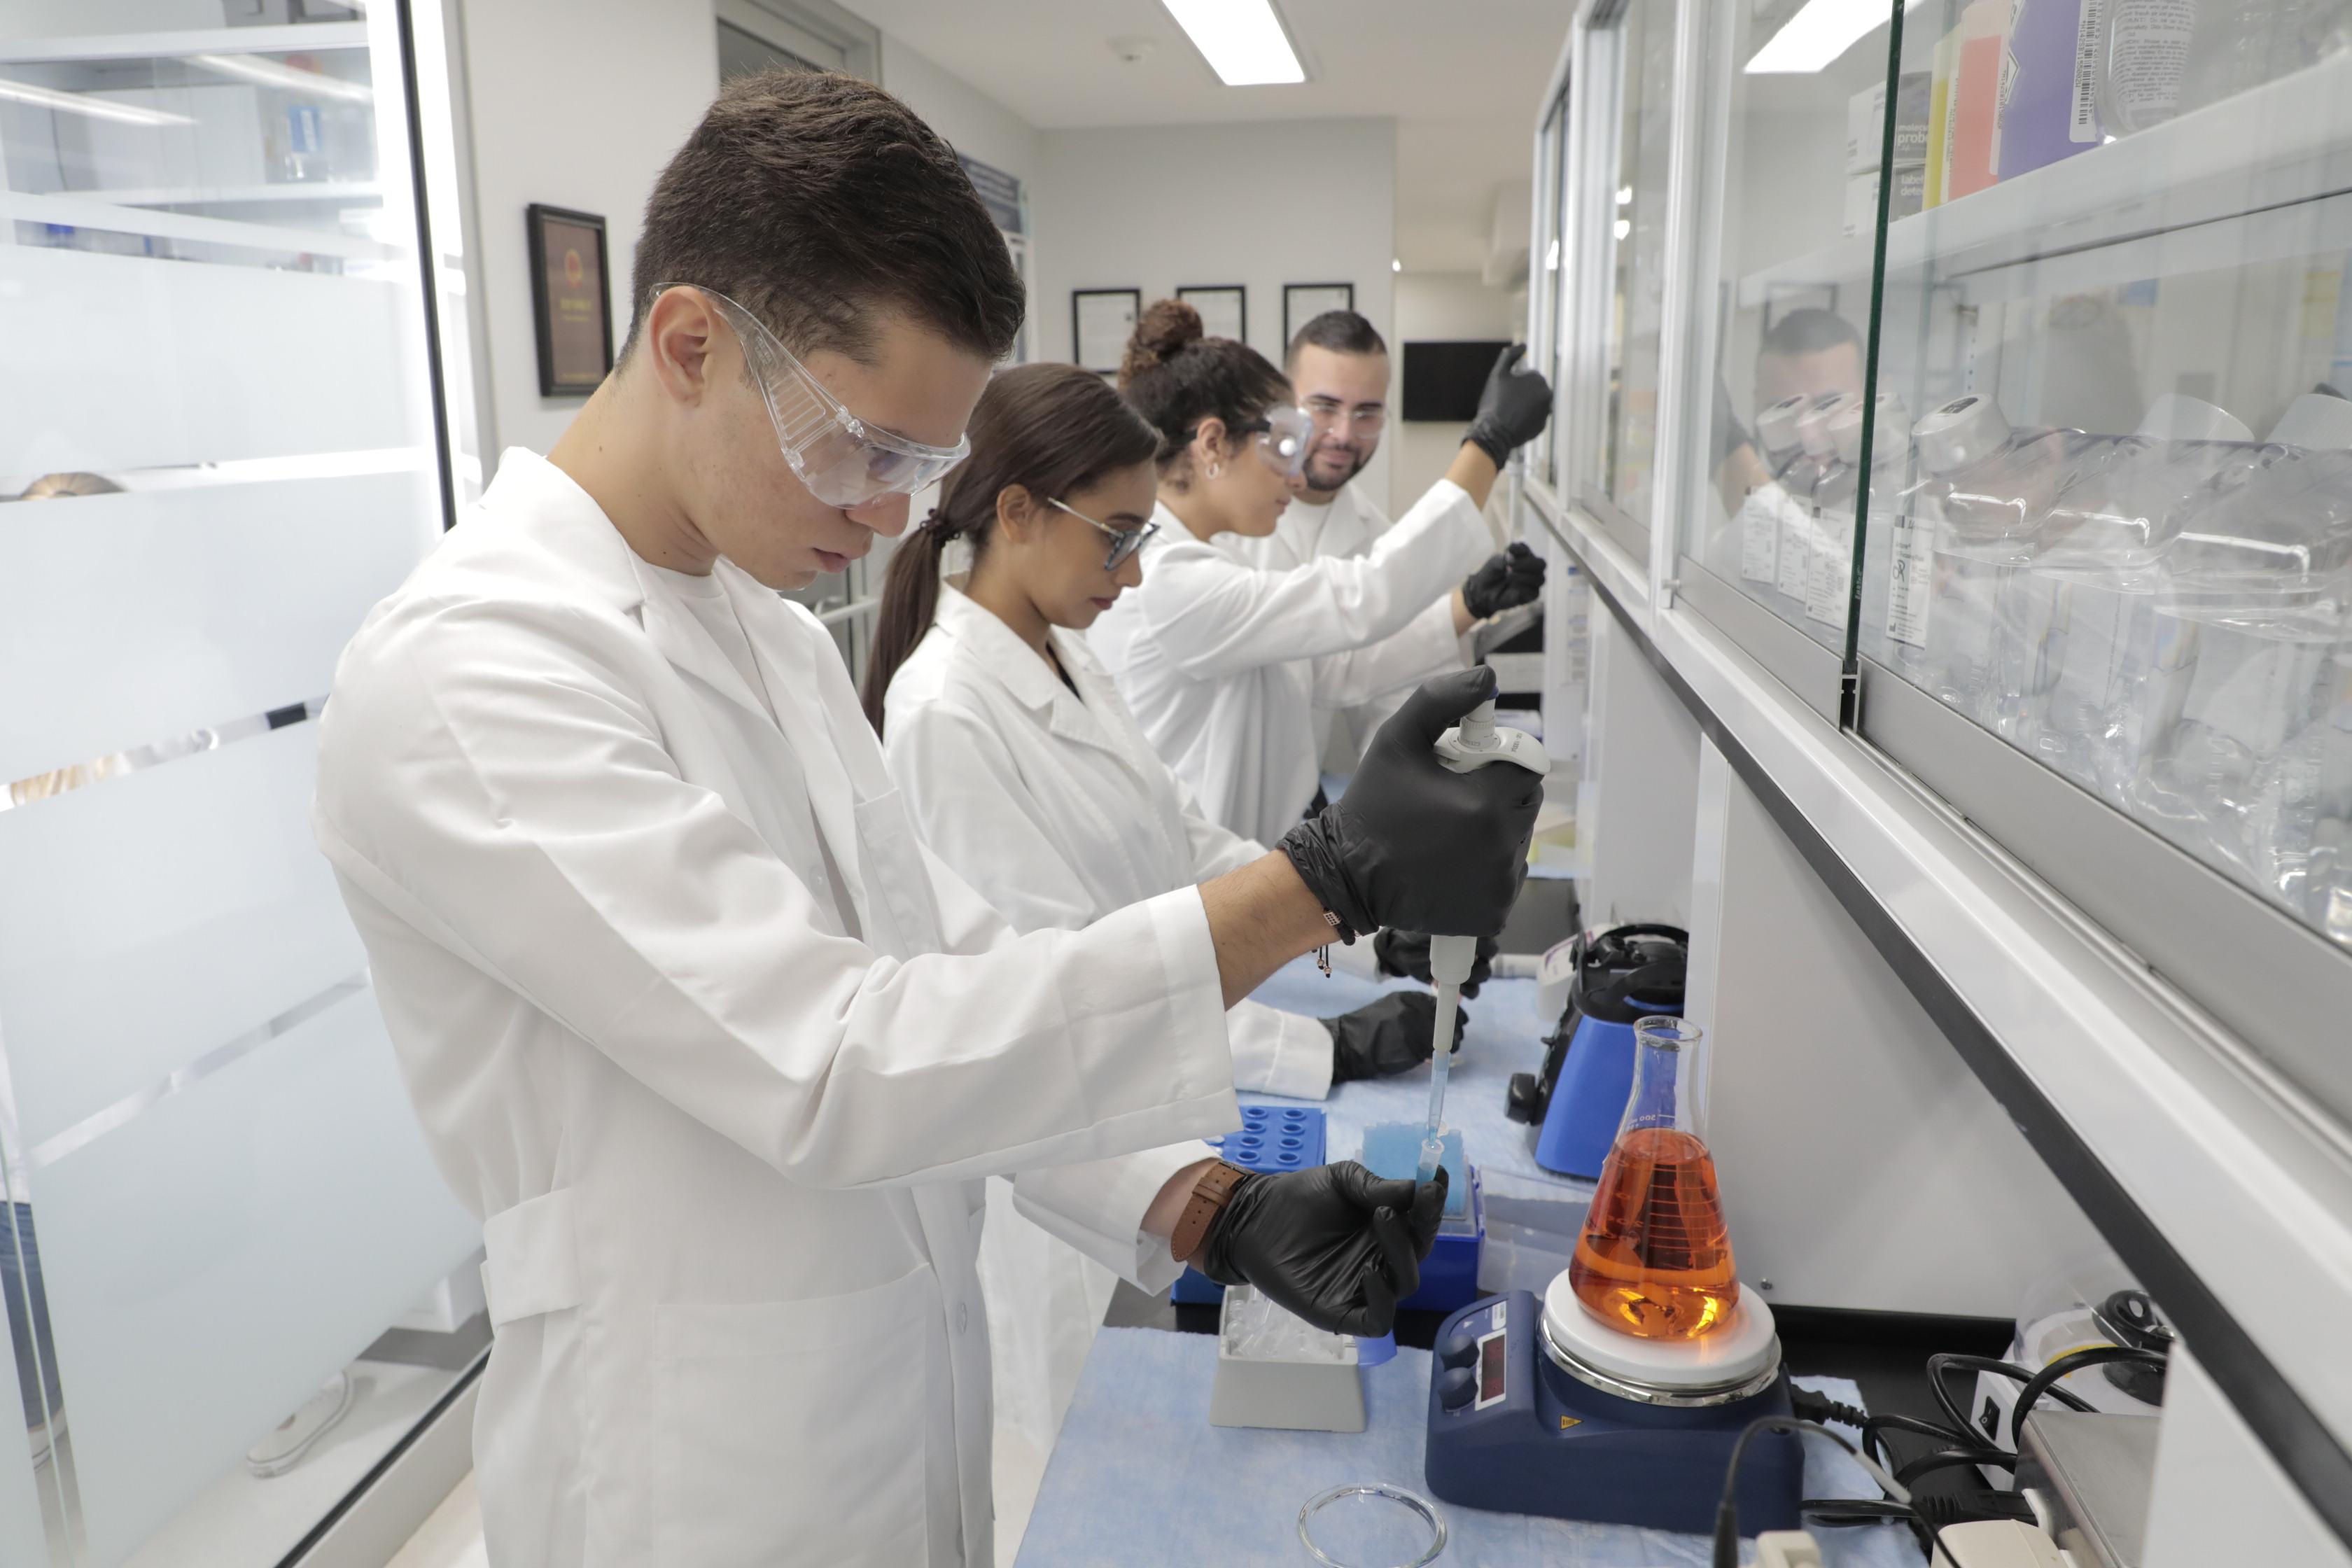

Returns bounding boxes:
[1569,1127,1740,1340]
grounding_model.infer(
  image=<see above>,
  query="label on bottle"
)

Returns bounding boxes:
[1805,510,1851,628]
[1738,489,1779,584]
[1777,505,1810,601]
[2102,0,2192,133]
[288,104,323,156]
[2071,0,2106,141]
[1887,515,1936,647]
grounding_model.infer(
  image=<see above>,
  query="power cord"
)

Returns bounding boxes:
[1712,1418,1910,1568]
[2008,1344,2169,1448]
[1926,1352,2096,1442]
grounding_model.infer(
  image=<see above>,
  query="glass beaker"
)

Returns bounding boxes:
[1569,1017,1739,1340]
[1297,1483,1447,1568]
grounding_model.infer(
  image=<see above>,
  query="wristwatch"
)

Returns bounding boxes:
[1169,1161,1252,1265]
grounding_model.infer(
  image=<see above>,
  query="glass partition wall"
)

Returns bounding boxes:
[0,6,485,1564]
[1559,0,1679,568]
[1668,0,1897,718]
[1854,0,2352,1120]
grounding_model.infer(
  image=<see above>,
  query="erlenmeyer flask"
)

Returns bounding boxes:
[1569,1017,1739,1339]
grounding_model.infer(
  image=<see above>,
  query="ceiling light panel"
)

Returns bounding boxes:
[1160,0,1306,86]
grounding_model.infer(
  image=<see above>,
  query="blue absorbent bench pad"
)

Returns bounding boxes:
[1016,1327,1919,1567]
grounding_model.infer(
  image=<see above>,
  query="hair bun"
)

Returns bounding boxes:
[1121,298,1203,386]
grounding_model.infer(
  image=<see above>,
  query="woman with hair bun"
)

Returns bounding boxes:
[1092,298,1553,846]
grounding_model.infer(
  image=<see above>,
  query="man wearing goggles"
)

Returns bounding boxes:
[311,71,1539,1568]
[1223,309,1555,773]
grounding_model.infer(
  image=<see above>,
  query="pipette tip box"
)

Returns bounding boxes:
[1361,1121,1483,1314]
[1360,1121,1468,1216]
[1171,1104,1325,1306]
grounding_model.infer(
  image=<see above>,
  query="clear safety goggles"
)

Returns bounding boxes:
[664,284,972,508]
[1239,404,1315,480]
[1049,496,1158,571]
[1303,396,1388,436]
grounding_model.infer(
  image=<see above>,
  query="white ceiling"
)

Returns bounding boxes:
[855,0,1567,272]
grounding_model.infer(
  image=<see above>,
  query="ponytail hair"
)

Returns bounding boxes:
[861,363,1163,735]
[1118,297,1290,484]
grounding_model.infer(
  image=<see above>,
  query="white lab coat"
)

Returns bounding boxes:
[312,450,1236,1568]
[883,585,1338,1101]
[878,587,1343,1515]
[1089,482,1490,846]
[1222,483,1478,769]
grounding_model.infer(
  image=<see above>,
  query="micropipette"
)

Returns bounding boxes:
[1419,699,1550,1183]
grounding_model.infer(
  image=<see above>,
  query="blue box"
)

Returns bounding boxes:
[1359,1121,1469,1217]
[1397,1166,1483,1315]
[1172,1105,1324,1304]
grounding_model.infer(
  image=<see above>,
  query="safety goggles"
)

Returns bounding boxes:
[1050,497,1158,571]
[1303,397,1388,436]
[664,284,972,508]
[1238,404,1315,480]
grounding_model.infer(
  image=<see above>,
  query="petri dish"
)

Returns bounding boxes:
[1296,1483,1446,1567]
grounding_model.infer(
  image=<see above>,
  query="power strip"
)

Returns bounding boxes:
[1929,1518,2069,1567]
[1755,1531,1823,1567]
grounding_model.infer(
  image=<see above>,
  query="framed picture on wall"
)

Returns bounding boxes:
[1282,282,1354,346]
[527,204,614,398]
[1072,288,1140,375]
[1177,285,1246,344]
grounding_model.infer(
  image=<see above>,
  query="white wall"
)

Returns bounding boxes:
[455,0,717,461]
[1389,268,1519,508]
[1033,117,1398,515]
[454,6,1042,465]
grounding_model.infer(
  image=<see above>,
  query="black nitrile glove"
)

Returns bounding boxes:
[1197,1161,1449,1337]
[1373,930,1500,997]
[1462,542,1547,620]
[1281,667,1543,941]
[1462,342,1554,465]
[1325,991,1466,1084]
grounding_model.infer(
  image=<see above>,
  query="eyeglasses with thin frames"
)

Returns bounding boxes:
[1303,397,1388,435]
[1049,497,1158,570]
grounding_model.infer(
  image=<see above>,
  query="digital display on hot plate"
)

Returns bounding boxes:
[1478,1334,1506,1403]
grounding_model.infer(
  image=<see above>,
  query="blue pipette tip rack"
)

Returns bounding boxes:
[1172,1104,1326,1305]
[1200,1102,1324,1174]
[1359,1121,1468,1217]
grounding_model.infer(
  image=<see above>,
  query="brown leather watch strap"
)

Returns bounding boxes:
[1170,1160,1252,1266]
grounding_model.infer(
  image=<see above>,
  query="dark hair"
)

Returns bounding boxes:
[626,71,1026,365]
[1758,307,1863,362]
[1119,298,1291,482]
[1287,309,1387,369]
[861,364,1163,734]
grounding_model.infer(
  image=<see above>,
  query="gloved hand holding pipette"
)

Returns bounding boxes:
[1418,691,1550,1181]
[1280,668,1544,942]
[1373,930,1501,996]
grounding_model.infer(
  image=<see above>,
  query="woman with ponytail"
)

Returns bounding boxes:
[868,361,1448,1100]
[1091,298,1553,847]
[865,363,1464,1497]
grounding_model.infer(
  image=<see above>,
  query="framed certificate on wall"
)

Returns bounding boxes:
[528,204,614,398]
[1283,282,1355,346]
[1072,288,1140,375]
[1177,285,1246,344]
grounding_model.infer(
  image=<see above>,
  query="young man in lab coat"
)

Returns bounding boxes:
[1224,311,1548,771]
[312,74,1538,1568]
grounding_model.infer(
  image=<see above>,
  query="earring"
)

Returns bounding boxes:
[1208,462,1223,479]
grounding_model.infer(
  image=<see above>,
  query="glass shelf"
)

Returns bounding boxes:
[1743,50,2352,309]
[1853,0,2352,1102]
